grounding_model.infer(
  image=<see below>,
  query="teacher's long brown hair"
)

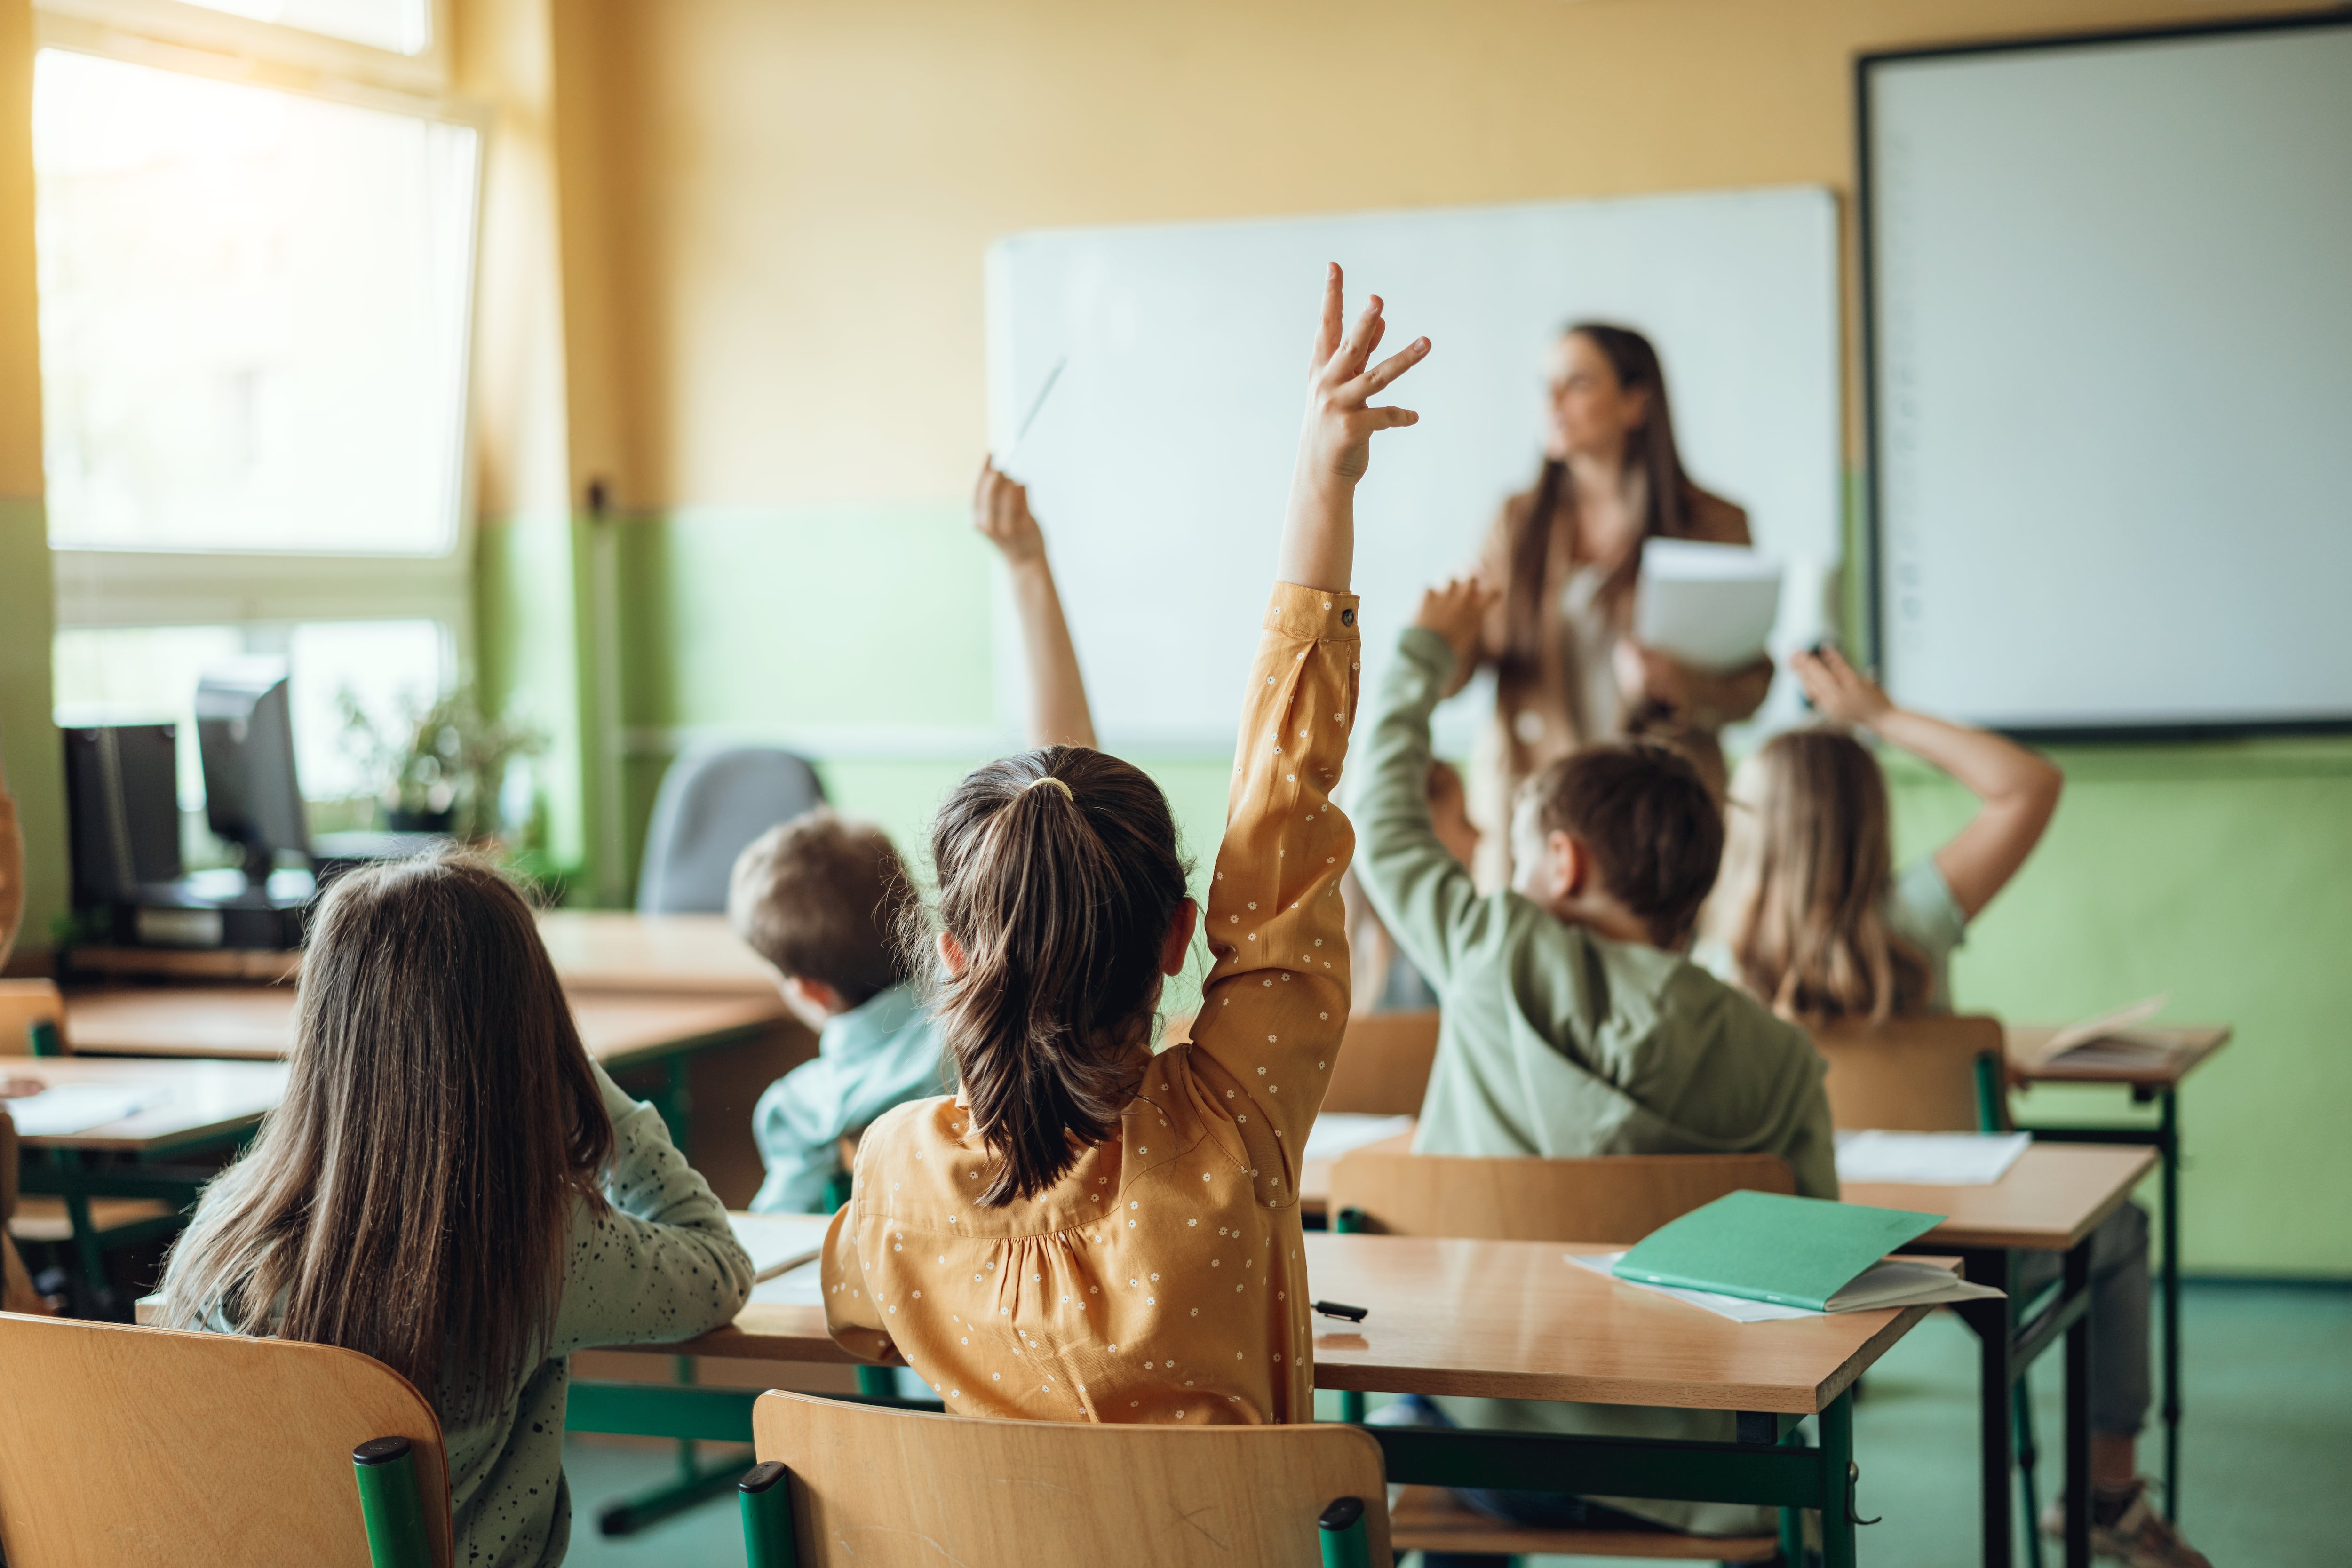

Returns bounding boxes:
[161,851,613,1419]
[1502,323,1693,676]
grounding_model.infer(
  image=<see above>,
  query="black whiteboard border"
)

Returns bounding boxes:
[1853,9,2352,742]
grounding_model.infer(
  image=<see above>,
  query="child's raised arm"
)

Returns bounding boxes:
[1275,265,1431,593]
[1794,647,2063,921]
[973,461,1097,750]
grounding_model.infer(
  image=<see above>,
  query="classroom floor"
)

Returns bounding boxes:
[558,1280,2349,1567]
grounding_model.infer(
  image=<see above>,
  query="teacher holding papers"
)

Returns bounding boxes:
[1450,323,1772,890]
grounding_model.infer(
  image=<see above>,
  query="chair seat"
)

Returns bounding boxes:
[8,1195,177,1243]
[1388,1485,1780,1561]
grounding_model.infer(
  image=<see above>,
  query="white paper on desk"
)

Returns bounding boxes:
[1836,1130,2031,1186]
[1633,539,1783,672]
[752,1260,828,1306]
[729,1212,832,1283]
[3,1084,152,1136]
[1303,1113,1415,1166]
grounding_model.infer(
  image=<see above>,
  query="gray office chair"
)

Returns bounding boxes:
[635,747,826,913]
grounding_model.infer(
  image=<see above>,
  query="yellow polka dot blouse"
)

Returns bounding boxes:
[823,582,1360,1424]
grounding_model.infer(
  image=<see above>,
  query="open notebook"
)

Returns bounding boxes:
[728,1212,832,1283]
[1594,1190,2003,1321]
[2011,995,2202,1071]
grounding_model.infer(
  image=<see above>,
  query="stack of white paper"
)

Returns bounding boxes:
[729,1212,832,1283]
[1835,1130,2032,1186]
[1303,1113,1415,1165]
[1633,538,1783,671]
[1567,1250,2002,1322]
[752,1260,828,1306]
[4,1084,152,1137]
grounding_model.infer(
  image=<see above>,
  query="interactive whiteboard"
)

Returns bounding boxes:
[986,187,1841,755]
[1864,17,2352,734]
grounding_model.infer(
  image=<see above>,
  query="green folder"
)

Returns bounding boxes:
[1612,1190,1946,1312]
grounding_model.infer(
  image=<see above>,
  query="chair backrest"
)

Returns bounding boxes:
[1330,1150,1796,1245]
[1323,1008,1440,1116]
[0,980,66,1056]
[747,1390,1391,1567]
[0,1313,453,1568]
[1808,1013,2008,1133]
[636,747,826,914]
[0,1106,15,1220]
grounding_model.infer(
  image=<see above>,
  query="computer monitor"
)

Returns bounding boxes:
[195,660,310,888]
[62,722,184,906]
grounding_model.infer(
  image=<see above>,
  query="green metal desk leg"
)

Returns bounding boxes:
[1819,1391,1857,1568]
[351,1436,435,1568]
[46,1149,108,1293]
[739,1460,799,1568]
[650,1056,693,1154]
[2016,1386,2046,1568]
[1330,1208,1368,1425]
[1780,1425,1808,1567]
[1318,1496,1373,1568]
[2158,1089,2180,1522]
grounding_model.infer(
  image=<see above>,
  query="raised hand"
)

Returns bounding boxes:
[1412,575,1499,672]
[1279,264,1431,592]
[971,460,1046,566]
[1297,263,1430,487]
[1790,645,1893,727]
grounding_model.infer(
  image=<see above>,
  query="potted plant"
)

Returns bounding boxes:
[338,683,546,844]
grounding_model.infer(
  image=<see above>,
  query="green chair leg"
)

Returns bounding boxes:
[1328,1210,1371,1424]
[1336,1389,1367,1423]
[1973,1051,2007,1134]
[351,1436,435,1568]
[1318,1496,1372,1568]
[856,1364,897,1397]
[28,1018,64,1056]
[739,1460,799,1568]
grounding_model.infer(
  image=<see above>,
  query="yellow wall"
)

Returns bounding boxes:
[589,0,2325,509]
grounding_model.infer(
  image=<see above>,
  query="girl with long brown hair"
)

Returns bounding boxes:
[161,851,752,1567]
[822,265,1428,1425]
[1453,323,1773,889]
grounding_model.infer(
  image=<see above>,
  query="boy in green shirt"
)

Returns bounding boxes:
[1352,579,1835,1547]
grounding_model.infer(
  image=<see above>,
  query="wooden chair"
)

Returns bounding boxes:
[738,1388,1391,1567]
[1,1108,42,1314]
[1324,1008,1440,1116]
[1808,1013,2007,1134]
[1329,1149,1794,1564]
[1329,1149,1796,1244]
[0,979,68,1054]
[0,1313,452,1567]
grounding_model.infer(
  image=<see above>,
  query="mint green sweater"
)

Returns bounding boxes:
[1353,626,1836,1536]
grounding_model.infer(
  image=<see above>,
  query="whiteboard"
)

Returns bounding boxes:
[986,188,1841,755]
[1865,19,2352,732]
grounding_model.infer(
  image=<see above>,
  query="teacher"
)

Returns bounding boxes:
[1452,322,1772,891]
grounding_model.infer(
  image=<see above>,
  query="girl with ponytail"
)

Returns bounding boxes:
[821,266,1430,1425]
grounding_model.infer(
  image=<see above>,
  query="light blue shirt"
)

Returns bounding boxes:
[1886,856,1968,1012]
[749,981,946,1213]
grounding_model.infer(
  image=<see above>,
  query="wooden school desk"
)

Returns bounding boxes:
[569,1229,1936,1568]
[2005,1024,2228,1521]
[6,1055,287,1289]
[1847,1142,2158,1568]
[64,909,779,995]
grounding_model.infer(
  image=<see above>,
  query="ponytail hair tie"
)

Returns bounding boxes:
[1027,775,1075,801]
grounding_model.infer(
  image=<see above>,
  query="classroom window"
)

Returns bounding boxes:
[31,47,478,556]
[176,0,431,56]
[53,619,453,816]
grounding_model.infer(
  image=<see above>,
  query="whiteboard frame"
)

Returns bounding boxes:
[1857,9,2352,742]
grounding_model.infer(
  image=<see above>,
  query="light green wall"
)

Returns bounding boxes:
[0,494,64,955]
[570,501,2352,1278]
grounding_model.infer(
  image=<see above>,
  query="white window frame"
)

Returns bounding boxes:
[34,0,485,648]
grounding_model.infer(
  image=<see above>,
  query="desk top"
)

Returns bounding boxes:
[660,1231,1929,1415]
[67,912,780,996]
[2006,1024,2231,1088]
[1843,1142,2155,1252]
[1,1055,288,1151]
[63,987,786,1070]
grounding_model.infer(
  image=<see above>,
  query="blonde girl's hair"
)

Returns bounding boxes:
[160,850,613,1420]
[915,745,1191,1207]
[1717,727,1932,1024]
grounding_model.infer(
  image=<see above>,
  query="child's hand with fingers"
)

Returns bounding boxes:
[1792,645,1893,727]
[1412,575,1499,672]
[971,460,1046,565]
[1295,263,1430,490]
